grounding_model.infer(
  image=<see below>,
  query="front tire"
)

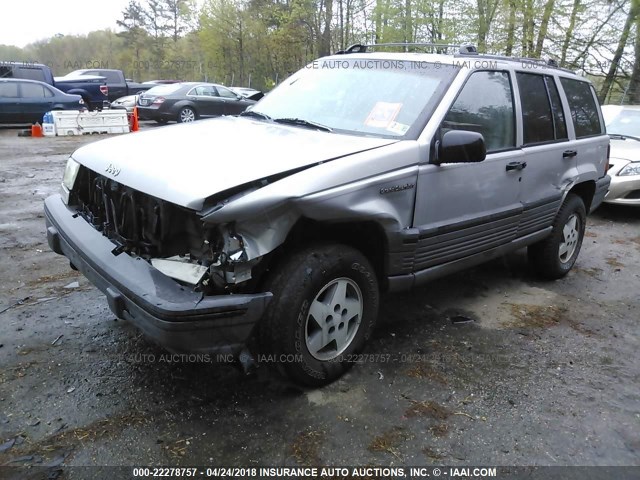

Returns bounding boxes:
[528,193,586,279]
[259,244,379,386]
[177,107,196,123]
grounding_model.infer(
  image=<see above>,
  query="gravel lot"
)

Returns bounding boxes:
[0,125,639,475]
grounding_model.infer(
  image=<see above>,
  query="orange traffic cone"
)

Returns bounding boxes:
[31,122,43,138]
[131,107,139,132]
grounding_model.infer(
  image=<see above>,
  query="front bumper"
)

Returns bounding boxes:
[604,173,640,206]
[44,195,271,355]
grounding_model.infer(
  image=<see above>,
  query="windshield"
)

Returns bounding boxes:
[604,107,640,137]
[251,58,458,138]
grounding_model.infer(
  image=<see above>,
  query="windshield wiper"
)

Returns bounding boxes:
[239,110,272,121]
[609,133,640,142]
[273,117,332,132]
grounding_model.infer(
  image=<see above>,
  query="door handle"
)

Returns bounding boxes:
[506,161,527,171]
[563,150,577,158]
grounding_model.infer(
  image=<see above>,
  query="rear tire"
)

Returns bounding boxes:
[528,194,586,279]
[177,107,196,123]
[259,244,379,386]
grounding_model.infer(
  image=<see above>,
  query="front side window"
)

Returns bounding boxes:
[560,78,602,138]
[0,82,19,97]
[217,86,237,99]
[443,71,515,152]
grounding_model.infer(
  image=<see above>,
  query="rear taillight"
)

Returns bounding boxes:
[605,143,610,172]
[152,97,165,105]
[100,85,108,96]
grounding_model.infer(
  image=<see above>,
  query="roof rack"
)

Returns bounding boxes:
[336,43,477,55]
[455,51,573,72]
[334,43,572,73]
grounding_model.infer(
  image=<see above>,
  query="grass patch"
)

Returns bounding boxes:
[406,364,448,385]
[405,400,451,420]
[291,429,325,466]
[505,303,567,328]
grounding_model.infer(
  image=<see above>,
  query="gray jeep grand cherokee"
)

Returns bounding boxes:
[45,44,611,386]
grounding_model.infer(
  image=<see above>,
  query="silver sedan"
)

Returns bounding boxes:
[602,105,640,206]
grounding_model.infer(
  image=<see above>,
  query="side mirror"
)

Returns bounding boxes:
[435,130,486,165]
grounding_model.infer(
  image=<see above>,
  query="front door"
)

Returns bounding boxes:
[18,82,53,123]
[412,70,523,272]
[0,81,21,123]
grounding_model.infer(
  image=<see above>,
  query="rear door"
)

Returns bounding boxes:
[514,72,573,236]
[558,77,609,178]
[412,70,524,272]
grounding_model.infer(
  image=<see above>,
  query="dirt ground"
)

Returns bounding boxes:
[0,125,639,475]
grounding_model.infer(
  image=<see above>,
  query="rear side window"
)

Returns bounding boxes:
[517,73,554,144]
[443,71,515,152]
[21,82,47,98]
[560,78,602,138]
[0,82,19,97]
[546,77,567,140]
[516,73,568,144]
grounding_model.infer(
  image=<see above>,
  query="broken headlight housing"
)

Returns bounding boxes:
[61,158,81,204]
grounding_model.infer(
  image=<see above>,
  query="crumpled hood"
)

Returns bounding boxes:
[71,116,397,210]
[609,138,640,163]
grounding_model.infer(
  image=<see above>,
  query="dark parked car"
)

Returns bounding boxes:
[0,78,84,124]
[137,82,256,123]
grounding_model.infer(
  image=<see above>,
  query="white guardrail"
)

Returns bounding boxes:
[43,110,130,136]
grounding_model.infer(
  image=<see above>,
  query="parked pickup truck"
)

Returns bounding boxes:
[53,74,110,110]
[65,69,151,102]
[1,61,109,110]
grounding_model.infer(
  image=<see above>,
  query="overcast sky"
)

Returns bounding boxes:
[1,0,138,48]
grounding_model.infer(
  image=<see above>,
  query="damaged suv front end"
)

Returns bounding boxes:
[47,156,274,355]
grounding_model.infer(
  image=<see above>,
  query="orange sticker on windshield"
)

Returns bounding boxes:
[365,102,402,129]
